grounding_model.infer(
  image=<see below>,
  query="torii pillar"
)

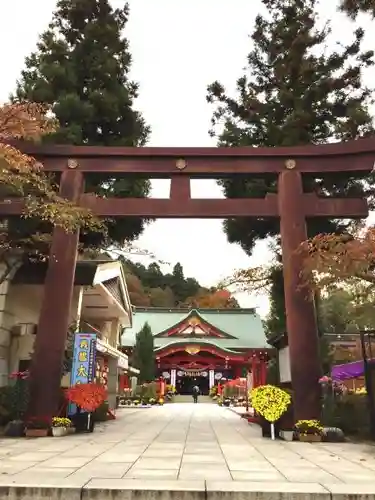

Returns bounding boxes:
[278,168,321,421]
[27,168,83,419]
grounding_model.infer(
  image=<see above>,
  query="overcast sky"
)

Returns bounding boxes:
[0,0,374,316]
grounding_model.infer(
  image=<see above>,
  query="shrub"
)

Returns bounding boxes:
[0,374,29,422]
[145,382,157,400]
[223,385,236,399]
[330,394,369,436]
[94,401,109,422]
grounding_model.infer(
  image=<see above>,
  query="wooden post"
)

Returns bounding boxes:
[278,169,321,421]
[259,360,267,386]
[251,357,258,388]
[27,168,83,419]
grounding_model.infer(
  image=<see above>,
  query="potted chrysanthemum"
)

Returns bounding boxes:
[250,385,291,440]
[51,417,72,437]
[295,419,323,442]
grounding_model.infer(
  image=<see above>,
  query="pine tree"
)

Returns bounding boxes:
[13,0,150,246]
[207,0,374,255]
[264,266,286,338]
[132,322,155,383]
[172,263,184,282]
[207,0,374,336]
[339,0,375,19]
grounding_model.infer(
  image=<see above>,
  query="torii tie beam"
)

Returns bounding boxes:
[2,138,374,420]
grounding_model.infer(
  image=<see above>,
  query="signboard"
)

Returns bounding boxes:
[117,355,128,370]
[68,333,97,415]
[279,346,291,383]
[247,371,253,391]
[177,370,208,377]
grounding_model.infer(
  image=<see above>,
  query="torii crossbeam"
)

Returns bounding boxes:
[2,138,374,421]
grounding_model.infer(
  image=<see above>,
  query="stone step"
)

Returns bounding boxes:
[0,479,373,500]
[174,395,213,403]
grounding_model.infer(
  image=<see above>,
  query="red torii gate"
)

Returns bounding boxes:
[2,138,374,421]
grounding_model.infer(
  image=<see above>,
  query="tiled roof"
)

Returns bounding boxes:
[121,307,270,350]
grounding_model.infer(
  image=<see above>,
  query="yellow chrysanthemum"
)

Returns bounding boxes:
[250,385,291,423]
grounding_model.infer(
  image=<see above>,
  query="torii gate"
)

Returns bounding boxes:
[2,138,374,421]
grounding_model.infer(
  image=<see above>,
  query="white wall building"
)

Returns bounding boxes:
[0,259,137,409]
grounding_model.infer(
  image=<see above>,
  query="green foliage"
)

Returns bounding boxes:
[122,258,208,307]
[0,378,29,422]
[132,322,155,383]
[330,394,370,436]
[264,266,285,338]
[14,0,150,246]
[266,358,279,385]
[93,401,109,422]
[223,385,237,399]
[339,0,375,19]
[207,0,374,255]
[318,289,361,335]
[140,382,157,401]
[318,285,375,336]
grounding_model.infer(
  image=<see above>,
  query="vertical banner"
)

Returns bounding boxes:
[171,369,176,388]
[68,333,97,415]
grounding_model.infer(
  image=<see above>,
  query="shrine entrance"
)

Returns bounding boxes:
[176,373,210,396]
[2,138,374,422]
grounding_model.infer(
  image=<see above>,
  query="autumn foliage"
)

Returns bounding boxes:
[65,383,107,412]
[0,102,104,278]
[298,227,375,289]
[184,289,239,309]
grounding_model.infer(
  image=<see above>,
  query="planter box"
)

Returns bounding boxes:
[52,427,68,437]
[25,429,48,438]
[298,434,322,443]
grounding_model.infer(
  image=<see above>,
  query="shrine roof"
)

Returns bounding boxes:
[121,307,270,350]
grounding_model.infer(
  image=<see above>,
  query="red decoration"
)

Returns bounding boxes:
[9,370,29,380]
[65,383,107,412]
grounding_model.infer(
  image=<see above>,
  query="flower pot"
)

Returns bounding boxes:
[52,427,68,437]
[298,434,322,443]
[71,412,95,433]
[280,430,294,441]
[4,420,25,437]
[25,428,48,438]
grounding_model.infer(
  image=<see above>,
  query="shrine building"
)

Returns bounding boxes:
[121,307,271,394]
[0,259,139,409]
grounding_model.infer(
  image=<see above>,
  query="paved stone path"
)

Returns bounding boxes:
[0,403,375,498]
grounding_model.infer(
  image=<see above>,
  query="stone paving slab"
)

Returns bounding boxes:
[206,481,331,500]
[0,403,374,498]
[83,479,206,500]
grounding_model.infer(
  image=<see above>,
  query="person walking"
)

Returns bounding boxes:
[192,385,200,403]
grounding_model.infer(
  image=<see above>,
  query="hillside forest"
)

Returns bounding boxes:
[121,258,239,309]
